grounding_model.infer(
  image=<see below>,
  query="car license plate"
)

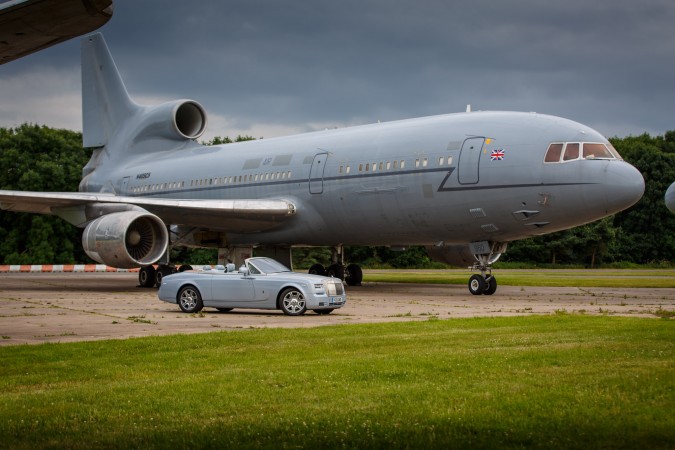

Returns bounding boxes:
[330,297,343,305]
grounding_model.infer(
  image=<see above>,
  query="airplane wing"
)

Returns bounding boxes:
[0,0,112,65]
[0,190,297,233]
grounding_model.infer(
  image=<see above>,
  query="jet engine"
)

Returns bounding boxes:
[135,99,208,141]
[82,211,169,268]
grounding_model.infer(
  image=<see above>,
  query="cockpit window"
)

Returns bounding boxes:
[544,143,563,162]
[563,143,580,161]
[605,142,624,160]
[544,142,618,163]
[583,143,614,159]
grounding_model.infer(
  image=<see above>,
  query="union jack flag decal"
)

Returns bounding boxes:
[490,149,505,161]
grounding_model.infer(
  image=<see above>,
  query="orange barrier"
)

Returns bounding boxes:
[0,264,140,273]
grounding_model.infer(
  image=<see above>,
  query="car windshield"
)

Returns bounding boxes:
[248,258,291,274]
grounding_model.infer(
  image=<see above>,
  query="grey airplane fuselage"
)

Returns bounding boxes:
[85,110,644,249]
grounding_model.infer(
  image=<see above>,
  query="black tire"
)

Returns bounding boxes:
[468,274,486,295]
[308,264,327,276]
[216,308,233,313]
[327,263,345,281]
[278,287,307,316]
[138,266,156,288]
[155,265,175,288]
[483,275,497,295]
[315,309,334,315]
[177,285,204,313]
[345,264,363,286]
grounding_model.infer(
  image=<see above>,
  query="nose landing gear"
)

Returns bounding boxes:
[467,241,507,295]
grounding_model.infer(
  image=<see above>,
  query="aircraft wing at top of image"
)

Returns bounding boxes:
[0,0,112,65]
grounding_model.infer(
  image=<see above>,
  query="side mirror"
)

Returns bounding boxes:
[239,266,249,276]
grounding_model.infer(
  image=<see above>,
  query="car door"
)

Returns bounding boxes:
[210,273,255,307]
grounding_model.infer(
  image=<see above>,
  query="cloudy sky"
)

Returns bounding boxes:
[1,0,674,141]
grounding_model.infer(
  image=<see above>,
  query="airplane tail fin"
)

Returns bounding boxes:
[81,33,137,148]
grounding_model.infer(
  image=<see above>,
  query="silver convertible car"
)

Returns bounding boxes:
[157,257,346,315]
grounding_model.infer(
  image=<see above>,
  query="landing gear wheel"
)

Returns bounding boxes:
[327,263,345,280]
[308,264,327,276]
[279,288,307,316]
[484,276,497,295]
[178,285,203,313]
[468,274,486,295]
[345,264,363,286]
[139,266,156,288]
[155,265,175,288]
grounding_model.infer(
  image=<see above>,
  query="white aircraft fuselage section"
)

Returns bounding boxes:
[82,110,643,248]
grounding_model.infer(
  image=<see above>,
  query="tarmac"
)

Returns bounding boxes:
[1,272,673,346]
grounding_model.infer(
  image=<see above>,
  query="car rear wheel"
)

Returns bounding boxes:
[279,288,307,316]
[178,285,203,313]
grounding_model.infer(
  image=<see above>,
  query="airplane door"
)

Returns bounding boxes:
[458,137,484,184]
[309,152,328,194]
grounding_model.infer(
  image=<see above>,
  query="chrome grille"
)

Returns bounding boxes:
[326,281,344,296]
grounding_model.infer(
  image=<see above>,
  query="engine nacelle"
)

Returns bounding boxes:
[135,99,208,141]
[82,211,169,269]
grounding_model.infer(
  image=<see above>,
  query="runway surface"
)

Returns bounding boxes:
[1,272,673,345]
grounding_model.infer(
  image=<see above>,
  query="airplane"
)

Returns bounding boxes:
[0,33,645,295]
[666,182,675,213]
[0,0,112,65]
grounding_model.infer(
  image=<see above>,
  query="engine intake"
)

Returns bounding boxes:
[82,211,168,268]
[135,99,208,142]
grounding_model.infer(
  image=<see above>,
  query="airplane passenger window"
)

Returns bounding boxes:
[563,143,580,161]
[423,158,428,167]
[583,143,614,159]
[415,159,420,168]
[400,160,406,169]
[393,161,398,169]
[544,143,564,163]
[448,156,453,165]
[439,157,445,166]
[346,165,351,174]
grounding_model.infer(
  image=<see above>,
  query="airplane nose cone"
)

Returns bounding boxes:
[604,162,644,214]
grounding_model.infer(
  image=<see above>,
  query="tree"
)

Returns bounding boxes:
[0,124,91,264]
[611,133,675,263]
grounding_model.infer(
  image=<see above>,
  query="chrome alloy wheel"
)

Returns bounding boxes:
[280,288,307,316]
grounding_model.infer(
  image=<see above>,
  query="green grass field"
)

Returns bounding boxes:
[1,316,673,449]
[364,268,675,288]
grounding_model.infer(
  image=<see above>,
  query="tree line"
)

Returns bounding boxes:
[0,124,673,267]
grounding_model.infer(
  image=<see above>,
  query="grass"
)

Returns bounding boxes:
[1,316,673,449]
[364,268,675,288]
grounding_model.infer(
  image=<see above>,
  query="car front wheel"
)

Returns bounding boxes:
[279,288,307,316]
[178,285,204,313]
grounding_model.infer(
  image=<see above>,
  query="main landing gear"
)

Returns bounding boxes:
[138,263,192,288]
[467,241,507,296]
[308,246,363,286]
